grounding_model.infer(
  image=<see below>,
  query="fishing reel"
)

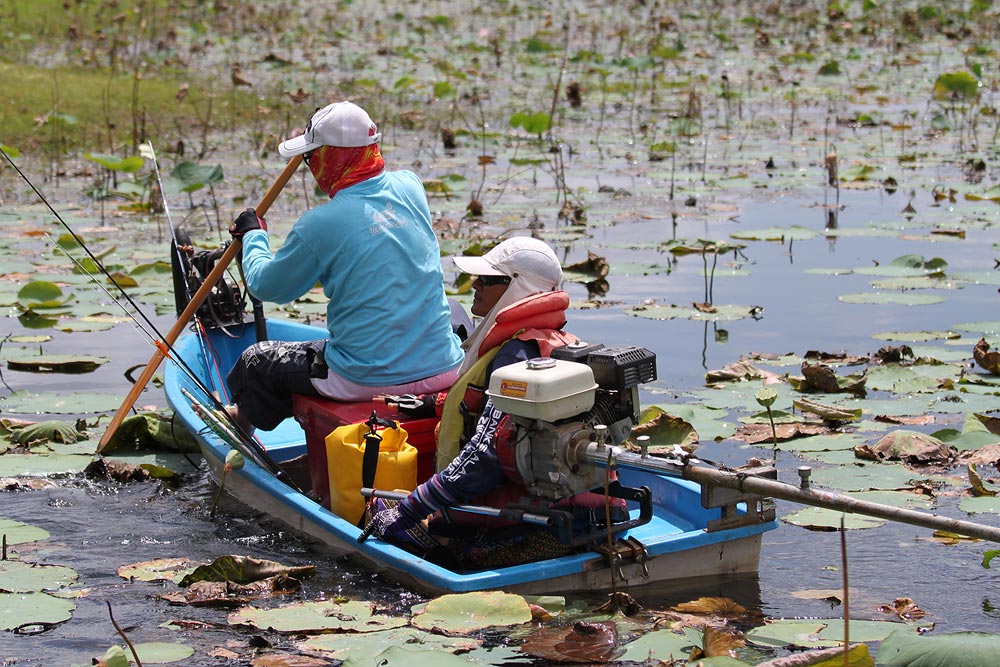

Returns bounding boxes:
[170,228,247,331]
[490,343,657,500]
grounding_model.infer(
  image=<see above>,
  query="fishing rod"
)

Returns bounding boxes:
[144,143,294,483]
[97,154,302,451]
[1,146,302,489]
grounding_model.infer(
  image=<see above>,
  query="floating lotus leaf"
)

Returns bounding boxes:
[777,433,867,453]
[0,453,94,476]
[642,404,736,442]
[627,410,698,452]
[340,645,478,667]
[872,330,961,342]
[807,462,931,493]
[520,620,624,664]
[118,557,197,583]
[8,335,52,343]
[906,345,971,362]
[869,275,960,290]
[5,353,108,373]
[0,390,125,414]
[100,413,199,453]
[954,322,1000,337]
[856,430,954,464]
[0,518,49,545]
[859,365,945,395]
[932,413,1000,451]
[747,618,912,650]
[8,420,82,444]
[120,642,194,664]
[300,626,482,658]
[849,489,935,510]
[959,496,1000,515]
[97,646,128,667]
[837,292,945,305]
[0,591,75,631]
[854,255,948,278]
[705,360,776,383]
[788,363,867,395]
[730,225,818,241]
[0,560,78,592]
[179,555,316,586]
[56,320,117,332]
[625,303,760,322]
[411,591,532,635]
[876,629,1000,666]
[793,398,861,422]
[102,452,200,475]
[16,280,70,308]
[229,599,407,634]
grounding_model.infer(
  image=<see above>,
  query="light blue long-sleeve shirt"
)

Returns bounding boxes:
[239,170,463,385]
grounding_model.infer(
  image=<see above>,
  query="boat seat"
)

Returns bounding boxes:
[291,394,438,510]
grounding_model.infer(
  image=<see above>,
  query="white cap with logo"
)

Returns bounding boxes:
[453,237,562,292]
[278,101,381,156]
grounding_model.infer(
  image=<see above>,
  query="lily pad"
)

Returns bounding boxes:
[340,645,478,667]
[619,627,698,662]
[876,628,1000,666]
[0,560,78,592]
[782,506,888,530]
[411,591,532,635]
[730,225,818,241]
[625,303,761,322]
[300,626,482,658]
[0,390,126,414]
[0,453,95,476]
[120,642,194,664]
[229,599,407,634]
[0,591,75,631]
[0,518,50,545]
[837,292,945,306]
[118,558,197,583]
[747,618,913,649]
[179,555,316,586]
[959,496,1000,515]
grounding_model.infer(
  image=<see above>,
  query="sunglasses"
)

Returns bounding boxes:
[301,107,322,164]
[478,275,511,287]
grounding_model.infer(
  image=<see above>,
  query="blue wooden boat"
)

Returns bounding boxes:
[164,318,779,595]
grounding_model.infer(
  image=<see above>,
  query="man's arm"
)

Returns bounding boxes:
[240,228,323,304]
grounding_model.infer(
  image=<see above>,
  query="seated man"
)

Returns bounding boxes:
[225,101,464,432]
[365,237,625,566]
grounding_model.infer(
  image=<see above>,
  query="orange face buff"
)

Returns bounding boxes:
[305,144,385,197]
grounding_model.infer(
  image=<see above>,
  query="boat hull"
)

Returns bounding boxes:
[165,319,777,595]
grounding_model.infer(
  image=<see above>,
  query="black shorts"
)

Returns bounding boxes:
[226,339,326,431]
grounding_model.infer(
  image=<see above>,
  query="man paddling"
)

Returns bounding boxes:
[226,101,463,432]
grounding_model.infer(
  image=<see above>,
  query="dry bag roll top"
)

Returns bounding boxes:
[326,415,417,525]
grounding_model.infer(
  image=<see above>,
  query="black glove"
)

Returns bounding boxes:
[385,394,437,419]
[229,208,267,240]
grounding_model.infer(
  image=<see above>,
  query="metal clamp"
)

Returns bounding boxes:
[592,536,650,579]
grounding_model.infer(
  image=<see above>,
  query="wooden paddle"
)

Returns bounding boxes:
[97,155,304,453]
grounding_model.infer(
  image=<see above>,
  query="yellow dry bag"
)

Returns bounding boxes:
[326,415,417,525]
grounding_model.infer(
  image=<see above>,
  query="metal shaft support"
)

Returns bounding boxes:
[580,442,1000,544]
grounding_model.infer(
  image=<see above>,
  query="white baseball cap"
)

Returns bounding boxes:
[278,101,381,156]
[453,237,562,290]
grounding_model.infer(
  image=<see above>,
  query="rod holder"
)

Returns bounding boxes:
[637,434,650,458]
[797,465,812,490]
